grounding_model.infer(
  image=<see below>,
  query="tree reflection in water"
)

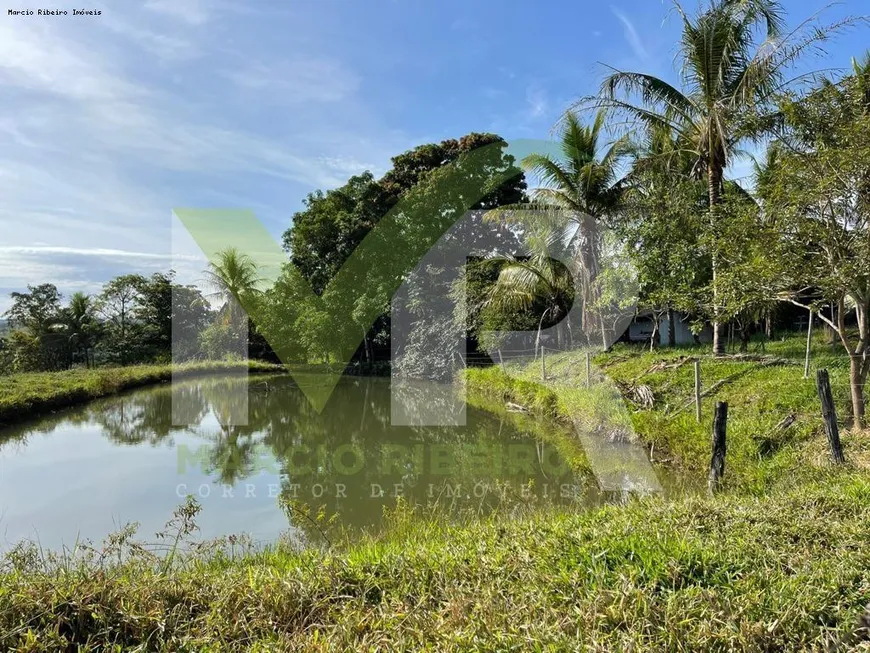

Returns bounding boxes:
[1,375,598,543]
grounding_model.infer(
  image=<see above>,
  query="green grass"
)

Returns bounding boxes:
[2,477,870,651]
[466,334,867,495]
[0,360,285,427]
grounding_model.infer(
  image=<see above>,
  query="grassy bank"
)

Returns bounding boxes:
[466,335,869,494]
[2,478,870,651]
[0,361,285,427]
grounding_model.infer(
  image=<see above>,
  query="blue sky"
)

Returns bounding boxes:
[0,0,866,312]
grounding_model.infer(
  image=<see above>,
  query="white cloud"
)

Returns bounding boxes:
[0,22,316,185]
[226,57,361,104]
[0,248,202,313]
[611,6,650,62]
[0,19,146,108]
[101,17,200,62]
[144,0,212,25]
[525,84,548,119]
[0,246,200,260]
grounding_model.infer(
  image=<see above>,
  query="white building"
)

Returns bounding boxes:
[624,310,713,346]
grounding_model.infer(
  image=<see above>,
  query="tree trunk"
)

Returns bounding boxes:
[739,321,752,353]
[535,308,550,360]
[649,314,660,352]
[804,312,813,379]
[667,306,676,348]
[708,164,726,356]
[849,355,867,429]
[361,328,371,367]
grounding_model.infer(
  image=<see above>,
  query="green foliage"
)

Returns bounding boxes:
[3,283,72,372]
[592,0,847,201]
[620,128,711,320]
[137,272,211,362]
[280,133,528,367]
[2,272,212,373]
[480,110,637,351]
[483,218,577,350]
[96,274,148,365]
[64,291,100,367]
[720,55,870,423]
[199,321,246,360]
[282,171,390,296]
[283,133,527,295]
[519,109,629,218]
[589,0,857,354]
[460,257,541,351]
[204,248,263,326]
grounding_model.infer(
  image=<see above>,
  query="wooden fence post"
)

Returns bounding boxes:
[541,346,546,380]
[585,352,591,388]
[804,311,814,378]
[816,368,845,464]
[694,360,702,423]
[708,401,728,494]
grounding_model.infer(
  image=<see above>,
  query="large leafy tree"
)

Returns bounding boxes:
[752,57,870,426]
[281,133,527,366]
[620,125,711,348]
[5,283,64,332]
[283,133,526,297]
[282,172,390,296]
[3,283,70,371]
[134,272,211,362]
[96,274,147,365]
[587,0,853,354]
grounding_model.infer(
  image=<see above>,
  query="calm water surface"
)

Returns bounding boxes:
[0,375,608,550]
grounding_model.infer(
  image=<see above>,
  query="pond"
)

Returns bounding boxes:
[0,374,620,551]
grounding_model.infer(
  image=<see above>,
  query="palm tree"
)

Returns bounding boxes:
[586,0,852,354]
[204,247,263,328]
[520,109,629,222]
[492,109,630,346]
[204,248,264,359]
[486,216,575,355]
[64,292,98,367]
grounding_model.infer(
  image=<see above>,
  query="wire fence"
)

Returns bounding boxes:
[456,343,866,426]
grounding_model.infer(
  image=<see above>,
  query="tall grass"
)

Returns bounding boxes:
[0,360,284,426]
[2,478,870,651]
